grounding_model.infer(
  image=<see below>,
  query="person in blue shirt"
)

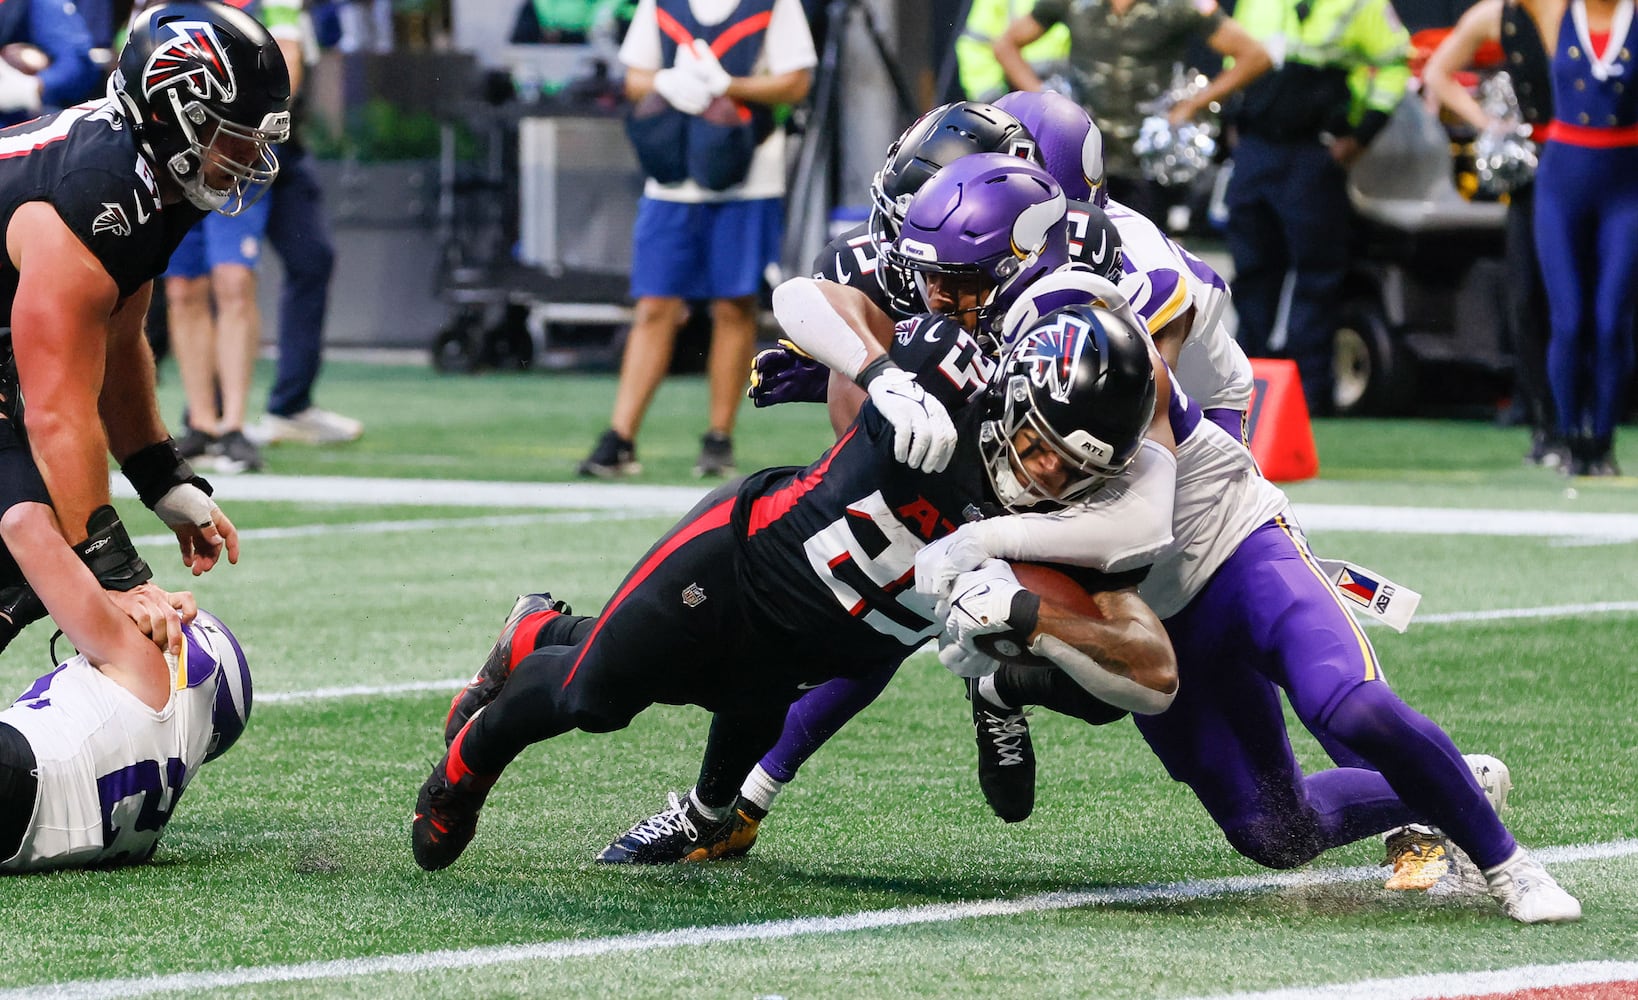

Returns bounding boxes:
[0,0,102,126]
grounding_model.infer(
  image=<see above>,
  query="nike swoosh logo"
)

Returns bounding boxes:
[1089,229,1108,262]
[133,199,152,225]
[796,680,826,690]
[834,253,852,284]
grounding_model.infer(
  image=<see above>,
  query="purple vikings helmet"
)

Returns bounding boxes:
[186,609,253,764]
[884,154,1070,343]
[993,90,1107,207]
[869,102,1040,312]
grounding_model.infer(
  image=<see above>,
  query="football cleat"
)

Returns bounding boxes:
[1383,825,1451,891]
[444,593,571,746]
[412,735,498,872]
[1484,847,1582,923]
[970,678,1036,823]
[1386,753,1514,891]
[1426,842,1491,898]
[595,791,749,864]
[1464,753,1512,814]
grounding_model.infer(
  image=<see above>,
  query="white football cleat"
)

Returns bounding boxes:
[1464,753,1512,814]
[1484,847,1582,923]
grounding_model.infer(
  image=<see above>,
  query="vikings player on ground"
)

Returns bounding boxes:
[1,610,252,872]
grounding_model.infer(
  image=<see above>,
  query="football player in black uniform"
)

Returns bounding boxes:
[411,161,1172,874]
[750,100,1125,435]
[0,1,286,683]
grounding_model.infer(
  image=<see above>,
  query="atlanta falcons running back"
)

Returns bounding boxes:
[0,610,253,872]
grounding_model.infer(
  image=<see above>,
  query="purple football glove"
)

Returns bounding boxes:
[748,342,830,407]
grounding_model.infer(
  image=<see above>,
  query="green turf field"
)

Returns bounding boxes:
[0,361,1634,998]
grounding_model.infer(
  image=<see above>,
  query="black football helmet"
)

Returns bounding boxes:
[869,102,1040,313]
[111,0,291,215]
[981,302,1158,511]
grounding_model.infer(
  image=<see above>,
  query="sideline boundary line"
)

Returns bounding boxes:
[11,840,1635,999]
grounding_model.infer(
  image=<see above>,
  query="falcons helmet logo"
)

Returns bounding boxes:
[1012,317,1091,404]
[141,21,237,104]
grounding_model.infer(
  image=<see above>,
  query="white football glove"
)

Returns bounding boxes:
[865,366,958,473]
[681,38,732,98]
[915,525,995,601]
[0,61,41,114]
[944,559,1026,651]
[652,66,711,115]
[154,482,220,531]
[938,634,999,679]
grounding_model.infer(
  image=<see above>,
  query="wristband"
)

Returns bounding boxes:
[1008,589,1041,639]
[120,440,213,510]
[73,505,153,592]
[854,354,900,390]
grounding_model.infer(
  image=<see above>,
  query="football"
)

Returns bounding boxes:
[1,43,49,76]
[972,561,1105,667]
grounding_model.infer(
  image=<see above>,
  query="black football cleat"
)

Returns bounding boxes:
[412,738,498,872]
[595,791,754,864]
[444,593,571,746]
[970,678,1036,823]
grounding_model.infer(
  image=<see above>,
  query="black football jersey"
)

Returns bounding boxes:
[732,313,998,661]
[812,222,899,318]
[0,100,203,322]
[1066,199,1121,281]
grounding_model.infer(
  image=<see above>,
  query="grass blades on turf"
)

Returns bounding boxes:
[0,360,1631,997]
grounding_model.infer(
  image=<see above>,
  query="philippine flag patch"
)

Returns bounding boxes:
[1336,567,1379,607]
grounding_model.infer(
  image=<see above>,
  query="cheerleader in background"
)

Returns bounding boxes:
[1521,0,1638,476]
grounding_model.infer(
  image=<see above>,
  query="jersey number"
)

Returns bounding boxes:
[801,490,940,646]
[98,757,187,858]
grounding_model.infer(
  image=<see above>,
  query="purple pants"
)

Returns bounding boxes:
[1137,517,1515,870]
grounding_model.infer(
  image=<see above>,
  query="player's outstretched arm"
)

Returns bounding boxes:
[772,278,957,471]
[943,561,1177,714]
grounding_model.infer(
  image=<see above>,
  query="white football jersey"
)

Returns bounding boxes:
[0,627,223,872]
[1107,202,1255,414]
[1137,392,1289,618]
[962,377,1286,620]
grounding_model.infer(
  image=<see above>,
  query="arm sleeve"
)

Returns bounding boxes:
[963,440,1177,573]
[32,0,101,108]
[764,0,818,74]
[618,0,663,71]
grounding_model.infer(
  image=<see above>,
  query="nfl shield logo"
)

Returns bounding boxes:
[681,583,707,608]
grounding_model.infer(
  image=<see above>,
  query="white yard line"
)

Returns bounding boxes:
[10,840,1635,1000]
[112,475,1638,540]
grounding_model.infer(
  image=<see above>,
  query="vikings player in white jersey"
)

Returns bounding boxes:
[0,610,251,872]
[915,274,1580,924]
[993,90,1254,440]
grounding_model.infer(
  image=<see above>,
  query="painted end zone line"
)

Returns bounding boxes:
[14,840,1637,1000]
